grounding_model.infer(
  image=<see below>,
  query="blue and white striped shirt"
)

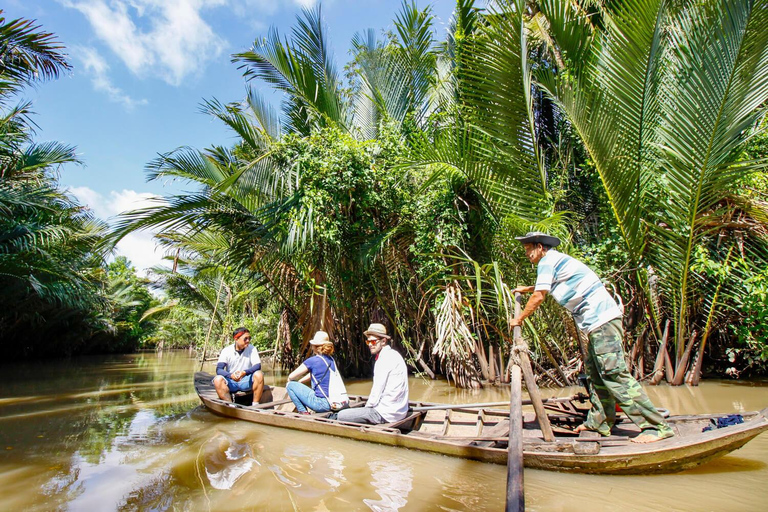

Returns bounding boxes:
[534,250,622,333]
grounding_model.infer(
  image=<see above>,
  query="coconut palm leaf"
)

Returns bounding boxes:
[392,0,437,124]
[199,97,272,155]
[647,0,768,345]
[536,0,669,261]
[406,0,550,223]
[245,86,283,141]
[350,29,404,139]
[0,11,71,88]
[233,5,348,132]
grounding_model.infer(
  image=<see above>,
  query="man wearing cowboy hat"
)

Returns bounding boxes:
[510,232,673,443]
[336,323,409,425]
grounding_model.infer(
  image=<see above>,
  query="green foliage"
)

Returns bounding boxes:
[110,0,768,384]
[270,126,408,253]
[105,256,156,350]
[728,268,768,374]
[0,12,161,360]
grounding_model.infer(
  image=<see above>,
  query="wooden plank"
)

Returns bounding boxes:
[441,409,452,436]
[477,409,486,438]
[506,364,524,512]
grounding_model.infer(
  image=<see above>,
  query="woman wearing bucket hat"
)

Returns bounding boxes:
[336,323,409,425]
[286,331,348,414]
[510,232,673,443]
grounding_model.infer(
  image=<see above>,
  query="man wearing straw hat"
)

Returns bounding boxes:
[336,323,409,425]
[510,232,673,443]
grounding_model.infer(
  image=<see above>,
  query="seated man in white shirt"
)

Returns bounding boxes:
[336,323,409,424]
[212,327,265,406]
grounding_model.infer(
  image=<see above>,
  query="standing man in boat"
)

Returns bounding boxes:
[336,323,409,425]
[212,327,265,406]
[510,232,674,443]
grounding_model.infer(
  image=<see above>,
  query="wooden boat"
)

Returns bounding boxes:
[194,372,768,474]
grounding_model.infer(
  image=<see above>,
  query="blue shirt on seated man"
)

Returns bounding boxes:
[212,327,265,406]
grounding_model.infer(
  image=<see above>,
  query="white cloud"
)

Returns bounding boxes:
[75,46,148,109]
[69,186,170,276]
[60,0,228,86]
[62,0,323,89]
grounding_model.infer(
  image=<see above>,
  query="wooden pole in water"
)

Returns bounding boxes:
[506,293,526,511]
[506,363,524,511]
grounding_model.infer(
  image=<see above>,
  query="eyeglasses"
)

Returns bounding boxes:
[365,337,381,347]
[241,336,252,342]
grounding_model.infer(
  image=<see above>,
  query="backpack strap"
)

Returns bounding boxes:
[310,356,332,400]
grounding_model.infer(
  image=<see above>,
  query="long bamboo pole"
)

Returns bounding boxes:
[506,293,526,511]
[506,363,524,512]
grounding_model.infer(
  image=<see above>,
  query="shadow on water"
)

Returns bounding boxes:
[681,455,767,474]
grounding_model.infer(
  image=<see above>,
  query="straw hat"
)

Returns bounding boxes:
[309,330,332,345]
[514,231,561,247]
[363,323,391,339]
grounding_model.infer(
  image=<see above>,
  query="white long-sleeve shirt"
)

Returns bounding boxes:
[366,345,409,422]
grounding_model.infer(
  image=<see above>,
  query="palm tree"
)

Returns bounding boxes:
[0,10,115,358]
[530,0,768,381]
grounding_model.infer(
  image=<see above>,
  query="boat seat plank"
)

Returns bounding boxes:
[471,418,510,447]
[441,410,452,436]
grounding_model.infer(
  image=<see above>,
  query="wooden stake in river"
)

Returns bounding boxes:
[506,292,556,511]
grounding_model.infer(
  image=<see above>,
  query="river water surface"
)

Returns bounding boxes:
[0,351,766,511]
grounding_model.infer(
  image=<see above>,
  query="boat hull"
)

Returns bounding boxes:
[194,372,768,474]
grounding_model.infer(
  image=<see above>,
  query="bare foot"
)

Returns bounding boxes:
[574,424,590,434]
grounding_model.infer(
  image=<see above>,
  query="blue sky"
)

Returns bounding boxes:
[5,0,458,274]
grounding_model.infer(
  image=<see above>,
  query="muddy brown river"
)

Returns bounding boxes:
[0,351,766,511]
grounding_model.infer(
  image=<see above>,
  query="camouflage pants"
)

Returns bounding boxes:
[583,318,673,437]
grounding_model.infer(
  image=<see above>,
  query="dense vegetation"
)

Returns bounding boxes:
[0,12,156,358]
[3,2,767,388]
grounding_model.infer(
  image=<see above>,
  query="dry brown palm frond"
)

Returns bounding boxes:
[276,307,294,370]
[433,282,482,388]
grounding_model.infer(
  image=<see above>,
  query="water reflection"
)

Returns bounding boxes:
[271,444,347,499]
[202,433,259,490]
[363,459,413,511]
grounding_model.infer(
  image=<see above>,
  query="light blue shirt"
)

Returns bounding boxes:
[534,250,622,333]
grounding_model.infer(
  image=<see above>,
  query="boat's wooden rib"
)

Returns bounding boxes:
[194,372,768,474]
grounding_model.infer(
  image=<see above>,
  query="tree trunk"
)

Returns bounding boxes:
[650,320,670,385]
[664,350,674,384]
[672,331,697,386]
[689,335,707,386]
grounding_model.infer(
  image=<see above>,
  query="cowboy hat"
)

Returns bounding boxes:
[363,323,391,339]
[309,330,332,345]
[514,231,561,247]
